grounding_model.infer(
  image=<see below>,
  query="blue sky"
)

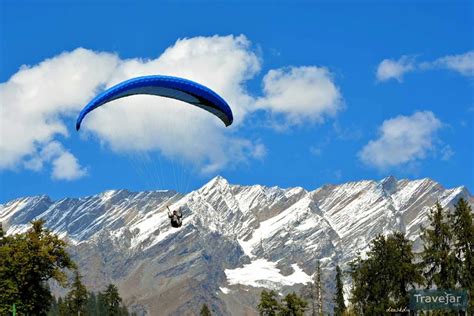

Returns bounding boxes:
[1,0,473,202]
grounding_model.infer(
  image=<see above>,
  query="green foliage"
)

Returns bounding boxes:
[257,290,307,316]
[86,292,97,315]
[102,283,126,315]
[47,296,59,316]
[420,202,457,289]
[200,303,212,315]
[258,290,281,315]
[348,200,473,313]
[450,198,474,312]
[0,219,75,315]
[63,270,89,315]
[97,292,108,315]
[0,220,130,315]
[50,284,129,316]
[58,297,69,316]
[349,232,422,314]
[334,265,346,316]
[340,305,359,316]
[280,292,308,316]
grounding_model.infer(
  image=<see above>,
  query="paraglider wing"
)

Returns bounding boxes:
[75,75,233,130]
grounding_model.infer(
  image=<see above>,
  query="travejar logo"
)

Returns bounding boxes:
[414,292,462,304]
[409,289,468,311]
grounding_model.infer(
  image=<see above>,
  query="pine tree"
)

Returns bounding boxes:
[97,292,107,315]
[0,219,76,315]
[450,198,474,312]
[58,297,69,316]
[102,283,123,315]
[349,236,391,314]
[280,292,308,316]
[420,202,457,289]
[333,265,346,316]
[47,296,59,316]
[349,233,421,314]
[386,232,423,308]
[200,303,212,315]
[86,292,98,316]
[257,290,280,316]
[65,270,89,315]
[0,232,17,315]
[348,254,364,315]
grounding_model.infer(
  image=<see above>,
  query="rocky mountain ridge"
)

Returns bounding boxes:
[1,176,471,315]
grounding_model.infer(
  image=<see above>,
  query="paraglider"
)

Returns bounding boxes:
[75,75,233,228]
[167,206,183,228]
[75,75,233,130]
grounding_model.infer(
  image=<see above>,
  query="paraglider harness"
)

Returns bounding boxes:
[167,206,183,228]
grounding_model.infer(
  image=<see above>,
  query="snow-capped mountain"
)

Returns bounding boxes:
[1,176,472,315]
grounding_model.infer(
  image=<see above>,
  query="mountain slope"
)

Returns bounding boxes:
[1,176,471,315]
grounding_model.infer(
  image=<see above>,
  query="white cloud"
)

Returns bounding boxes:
[429,51,474,76]
[377,51,474,82]
[0,36,264,177]
[376,56,415,82]
[51,150,87,181]
[23,141,87,180]
[2,35,343,178]
[81,35,264,174]
[440,145,454,161]
[256,66,343,128]
[251,143,267,160]
[359,111,443,170]
[0,48,116,177]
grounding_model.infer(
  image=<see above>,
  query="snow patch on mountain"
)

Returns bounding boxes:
[225,259,312,289]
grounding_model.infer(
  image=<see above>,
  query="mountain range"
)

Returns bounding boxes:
[1,176,472,315]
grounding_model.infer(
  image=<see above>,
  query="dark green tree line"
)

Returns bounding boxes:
[257,290,307,316]
[200,303,212,315]
[349,232,422,314]
[0,219,76,315]
[420,202,458,289]
[333,265,346,316]
[347,199,473,314]
[420,198,474,313]
[0,220,131,315]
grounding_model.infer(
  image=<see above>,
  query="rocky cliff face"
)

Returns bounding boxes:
[1,176,471,315]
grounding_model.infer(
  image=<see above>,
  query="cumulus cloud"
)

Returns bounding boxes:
[376,56,415,82]
[376,51,474,82]
[0,36,261,176]
[428,51,474,76]
[256,66,343,128]
[51,150,87,180]
[23,141,87,180]
[1,35,343,178]
[358,111,443,170]
[0,48,116,178]
[82,35,263,174]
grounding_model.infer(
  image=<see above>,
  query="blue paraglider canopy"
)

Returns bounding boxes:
[75,75,233,130]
